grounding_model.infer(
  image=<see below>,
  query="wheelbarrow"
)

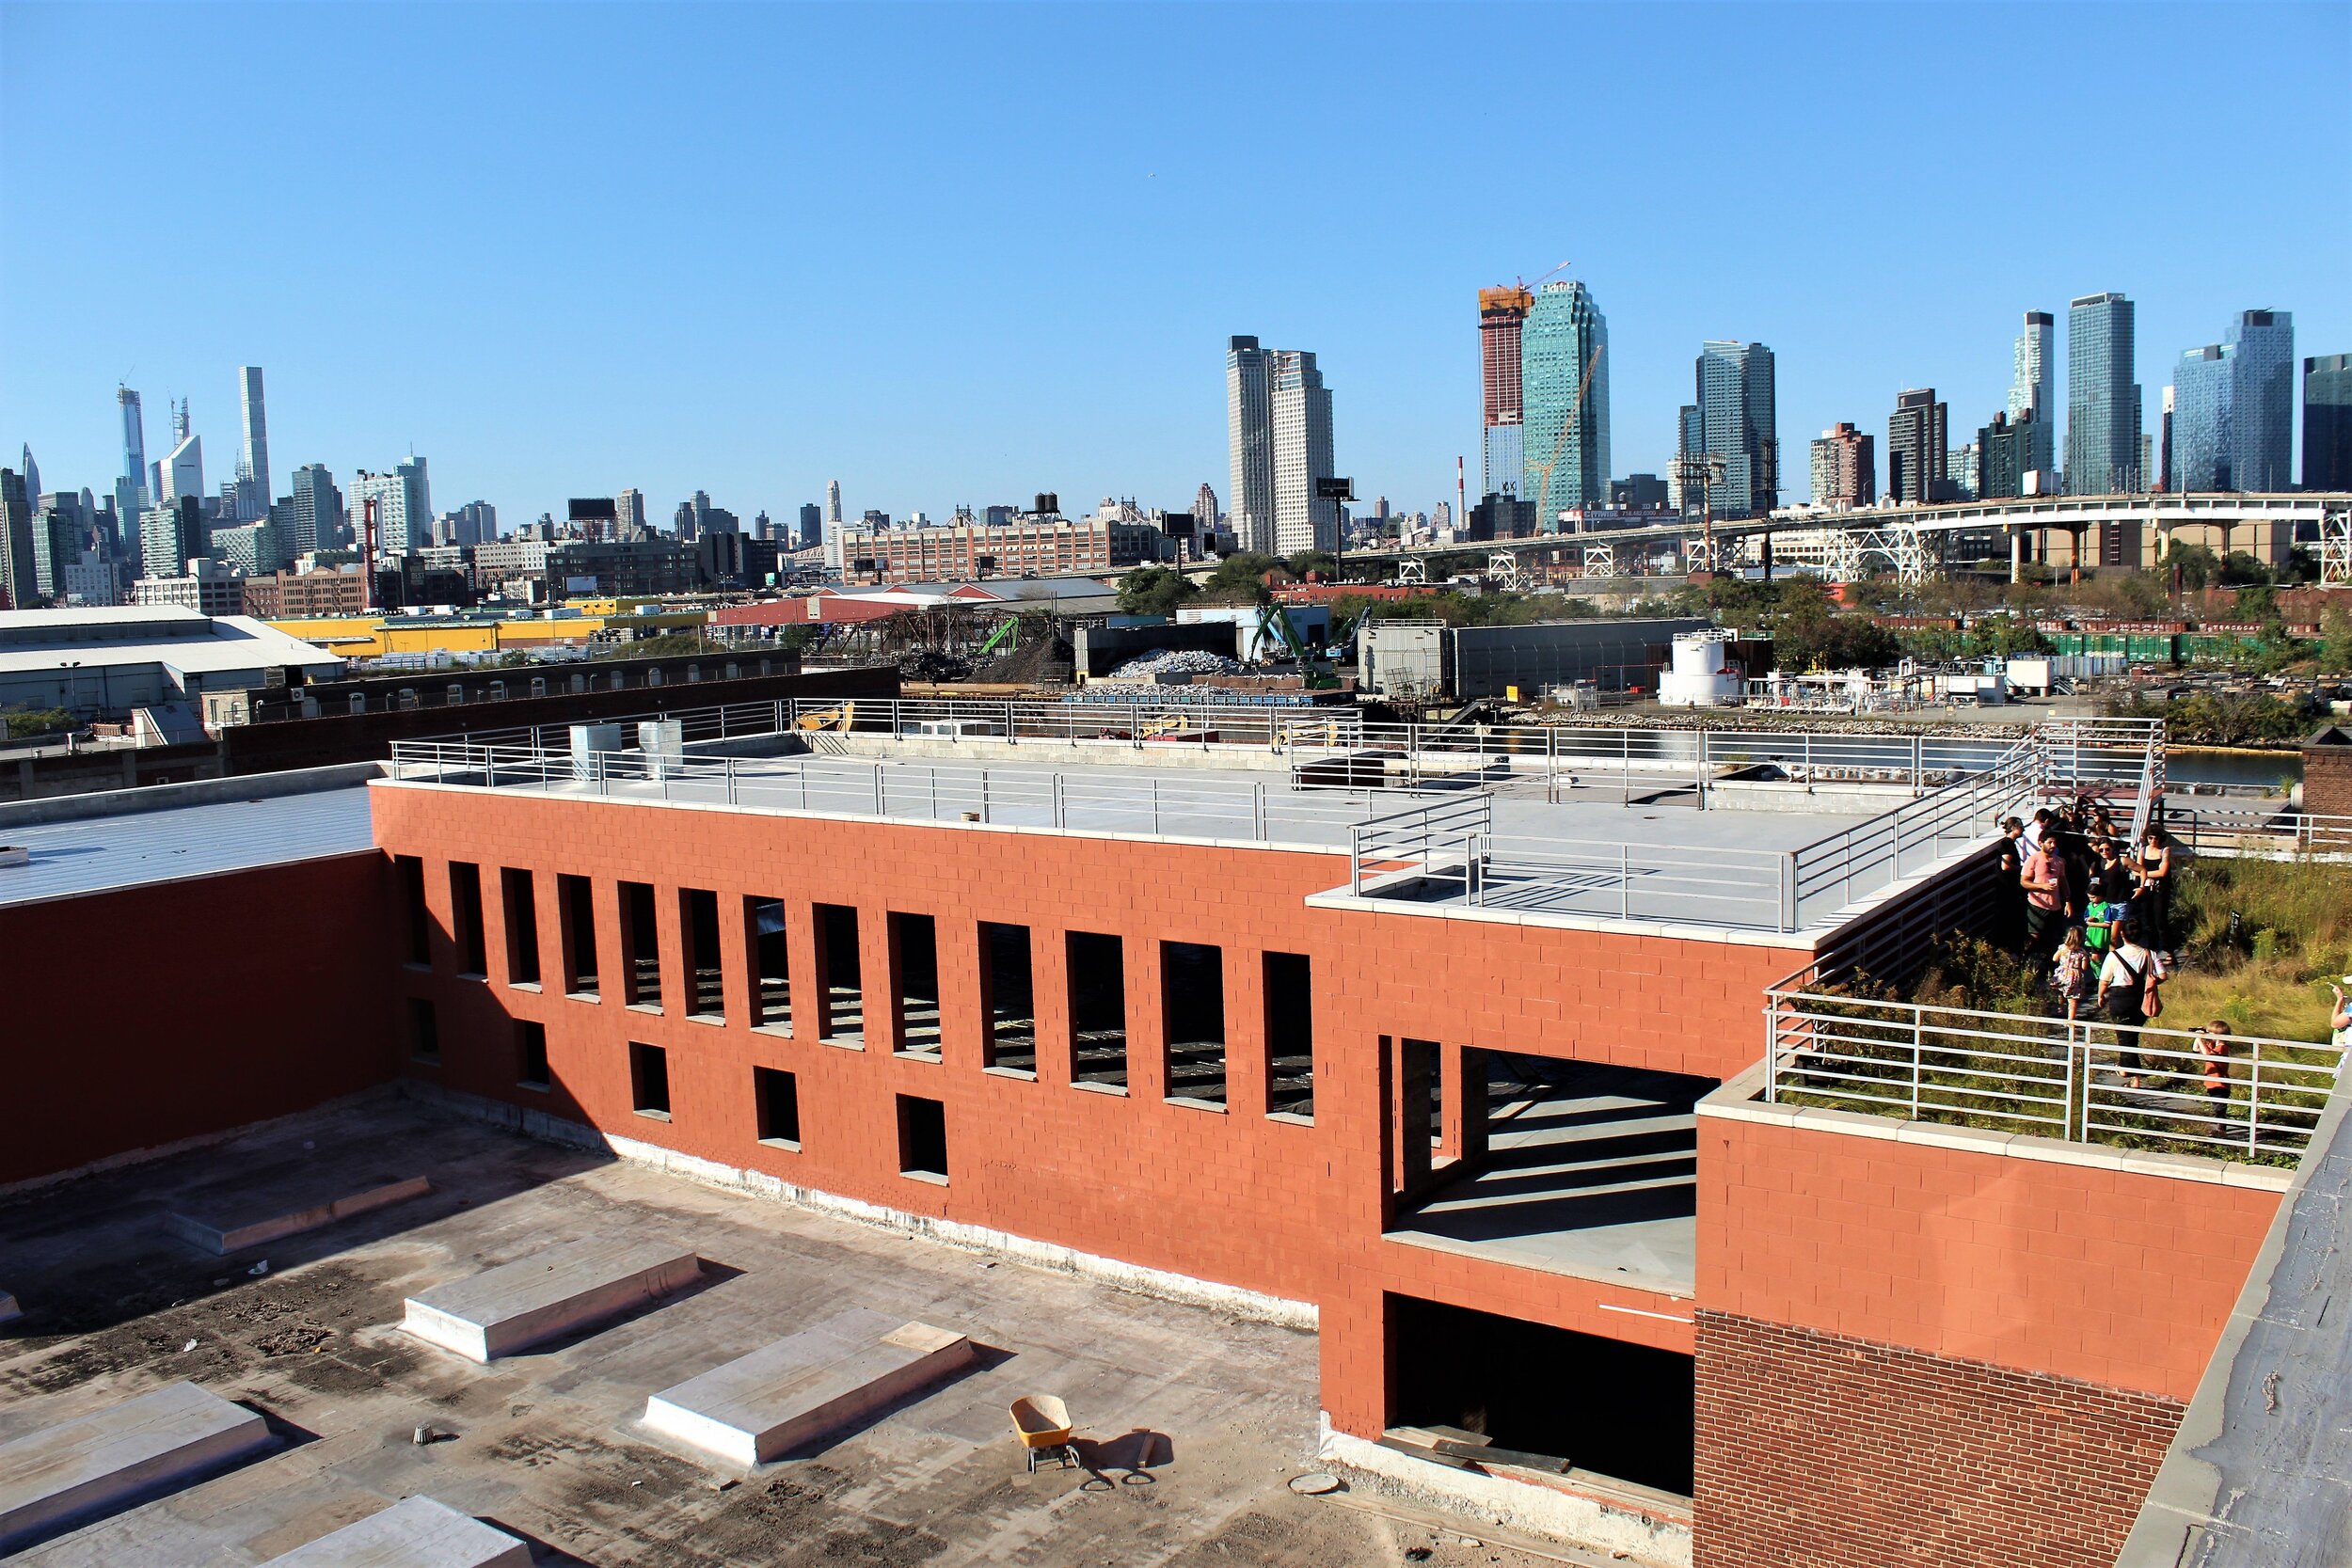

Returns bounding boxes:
[1010,1394,1076,1472]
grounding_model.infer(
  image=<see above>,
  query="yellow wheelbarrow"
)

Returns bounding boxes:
[1010,1394,1076,1472]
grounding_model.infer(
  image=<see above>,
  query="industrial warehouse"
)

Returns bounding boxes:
[1,675,2341,1568]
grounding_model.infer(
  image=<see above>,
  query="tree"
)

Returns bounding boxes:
[1115,566,1197,618]
[2166,541,2220,592]
[1198,551,1278,605]
[1283,549,1339,582]
[1767,581,1900,672]
[2317,604,2352,675]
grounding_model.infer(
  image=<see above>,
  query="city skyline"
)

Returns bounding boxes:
[4,4,2347,526]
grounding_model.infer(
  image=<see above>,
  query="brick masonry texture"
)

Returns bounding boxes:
[1,852,399,1185]
[1699,1115,2277,1401]
[1693,1309,2185,1568]
[367,781,1804,1439]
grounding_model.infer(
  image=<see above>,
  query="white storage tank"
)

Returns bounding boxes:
[1658,629,1744,707]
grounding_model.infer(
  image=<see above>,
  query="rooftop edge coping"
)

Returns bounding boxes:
[1698,1061,2296,1191]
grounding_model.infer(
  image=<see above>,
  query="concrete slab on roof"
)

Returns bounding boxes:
[260,1496,531,1567]
[165,1174,431,1256]
[0,1381,273,1552]
[643,1310,978,1465]
[0,786,375,909]
[401,1236,702,1362]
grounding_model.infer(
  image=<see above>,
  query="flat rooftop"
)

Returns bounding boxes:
[0,786,375,908]
[0,1098,1564,1568]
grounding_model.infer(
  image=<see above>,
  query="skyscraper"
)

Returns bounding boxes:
[2306,354,2352,491]
[2158,387,2176,492]
[0,469,35,610]
[139,497,205,580]
[1194,482,1219,532]
[1267,349,1337,555]
[162,430,203,505]
[117,386,149,521]
[2225,309,2294,492]
[825,481,843,528]
[1520,280,1611,524]
[349,458,431,556]
[1478,286,1533,498]
[797,504,821,548]
[287,464,339,555]
[1979,410,2043,500]
[1225,336,1277,553]
[2171,343,2233,491]
[1809,423,1875,509]
[235,366,270,520]
[2067,293,2142,493]
[2007,312,2058,481]
[1679,340,1773,518]
[1886,389,1949,505]
[615,489,647,539]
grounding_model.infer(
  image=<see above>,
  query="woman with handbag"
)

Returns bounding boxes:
[2096,918,2168,1090]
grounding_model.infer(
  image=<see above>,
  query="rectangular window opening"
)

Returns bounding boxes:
[409,997,439,1063]
[681,888,723,1021]
[754,1065,800,1148]
[629,1041,671,1119]
[888,911,941,1059]
[395,854,430,965]
[815,903,864,1044]
[896,1093,947,1181]
[1066,931,1127,1090]
[515,1019,549,1088]
[1161,941,1227,1108]
[501,868,540,986]
[980,922,1036,1076]
[748,896,790,1031]
[559,874,599,997]
[450,861,487,976]
[620,880,662,1010]
[1263,952,1314,1120]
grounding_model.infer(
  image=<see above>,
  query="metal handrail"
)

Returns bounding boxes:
[1764,985,2342,1162]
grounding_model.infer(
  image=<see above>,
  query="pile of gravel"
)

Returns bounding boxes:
[1109,648,1245,680]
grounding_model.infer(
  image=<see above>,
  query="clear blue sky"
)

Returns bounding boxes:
[4,2,2346,530]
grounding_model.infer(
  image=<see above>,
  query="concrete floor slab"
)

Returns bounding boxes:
[166,1175,433,1256]
[402,1236,702,1363]
[1388,1064,1703,1298]
[643,1310,978,1465]
[0,1096,1567,1568]
[261,1495,531,1567]
[0,1380,273,1552]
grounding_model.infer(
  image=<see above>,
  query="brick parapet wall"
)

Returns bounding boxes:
[1693,1310,2183,1568]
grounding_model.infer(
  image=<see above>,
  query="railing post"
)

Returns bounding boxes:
[1253,782,1266,839]
[2247,1051,2263,1155]
[980,768,990,823]
[1911,1011,1923,1120]
[1053,773,1065,830]
[873,763,884,816]
[1351,826,1363,896]
[1780,852,1797,931]
[725,755,738,804]
[1619,843,1630,920]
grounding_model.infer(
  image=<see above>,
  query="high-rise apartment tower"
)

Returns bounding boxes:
[1679,340,1774,518]
[2067,293,2142,493]
[1225,336,1278,553]
[1478,286,1533,499]
[1520,281,1610,524]
[1886,389,1949,505]
[2306,355,2352,491]
[1267,349,1337,556]
[236,367,270,520]
[1809,423,1875,509]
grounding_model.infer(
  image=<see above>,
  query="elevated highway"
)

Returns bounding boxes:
[1341,492,2351,587]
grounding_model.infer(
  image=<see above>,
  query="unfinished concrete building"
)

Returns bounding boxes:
[1,691,2342,1566]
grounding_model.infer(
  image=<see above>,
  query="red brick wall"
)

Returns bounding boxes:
[0,853,400,1187]
[1694,1311,2183,1568]
[1700,1115,2277,1401]
[370,781,1807,1443]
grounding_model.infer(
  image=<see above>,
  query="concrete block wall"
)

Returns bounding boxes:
[368,781,1809,1449]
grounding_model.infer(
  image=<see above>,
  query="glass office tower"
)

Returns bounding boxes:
[2067,293,2142,493]
[1519,280,1611,525]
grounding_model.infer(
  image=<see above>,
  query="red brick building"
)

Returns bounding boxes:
[6,702,2318,1566]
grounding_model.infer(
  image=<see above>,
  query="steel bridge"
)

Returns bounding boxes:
[1349,491,2352,587]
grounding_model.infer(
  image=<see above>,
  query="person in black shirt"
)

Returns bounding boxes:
[1995,817,2027,952]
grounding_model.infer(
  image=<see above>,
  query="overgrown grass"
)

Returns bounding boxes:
[2166,857,2352,1043]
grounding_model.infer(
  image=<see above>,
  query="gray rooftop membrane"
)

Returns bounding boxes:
[259,1496,531,1567]
[401,1237,702,1363]
[643,1309,978,1465]
[0,786,374,908]
[0,1382,273,1552]
[164,1174,432,1256]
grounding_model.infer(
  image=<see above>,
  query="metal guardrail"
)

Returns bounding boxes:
[1785,733,2042,918]
[1763,988,2343,1163]
[2165,805,2352,859]
[1347,795,1493,895]
[388,741,1423,846]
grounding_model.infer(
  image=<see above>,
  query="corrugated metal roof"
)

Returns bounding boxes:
[0,786,376,908]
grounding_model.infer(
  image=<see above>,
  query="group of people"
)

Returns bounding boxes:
[1997,803,2180,1091]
